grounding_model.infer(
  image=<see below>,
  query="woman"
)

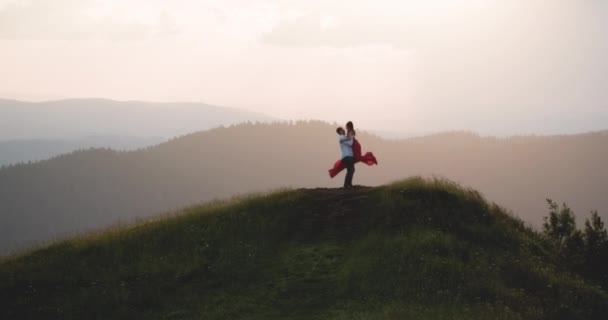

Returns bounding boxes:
[329,121,378,178]
[346,121,362,159]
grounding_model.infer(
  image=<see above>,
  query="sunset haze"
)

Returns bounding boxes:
[1,0,607,135]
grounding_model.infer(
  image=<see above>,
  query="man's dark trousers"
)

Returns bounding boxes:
[342,156,355,188]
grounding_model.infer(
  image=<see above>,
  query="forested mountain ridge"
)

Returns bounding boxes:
[1,121,607,253]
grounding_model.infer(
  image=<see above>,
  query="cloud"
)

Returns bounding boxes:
[0,0,151,41]
[260,0,453,49]
[261,13,387,48]
[261,0,607,50]
[260,0,608,116]
[155,11,180,37]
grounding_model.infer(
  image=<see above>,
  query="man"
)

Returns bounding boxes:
[336,127,355,188]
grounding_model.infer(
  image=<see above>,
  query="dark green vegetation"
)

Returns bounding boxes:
[2,178,607,319]
[542,200,608,289]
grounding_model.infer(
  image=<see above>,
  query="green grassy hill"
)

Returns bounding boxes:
[1,177,607,319]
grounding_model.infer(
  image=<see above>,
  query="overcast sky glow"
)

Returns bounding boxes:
[1,0,607,135]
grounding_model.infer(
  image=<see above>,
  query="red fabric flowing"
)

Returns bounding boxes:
[328,138,378,178]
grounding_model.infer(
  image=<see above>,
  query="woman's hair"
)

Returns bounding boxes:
[346,121,356,136]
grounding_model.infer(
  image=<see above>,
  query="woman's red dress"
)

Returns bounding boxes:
[328,138,377,178]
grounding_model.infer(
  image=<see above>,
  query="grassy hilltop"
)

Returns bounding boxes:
[1,177,607,319]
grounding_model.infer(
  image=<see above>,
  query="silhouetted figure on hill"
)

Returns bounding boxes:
[329,121,378,188]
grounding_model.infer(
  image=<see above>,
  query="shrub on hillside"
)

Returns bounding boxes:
[543,199,608,289]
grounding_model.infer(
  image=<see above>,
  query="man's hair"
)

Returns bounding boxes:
[336,127,344,134]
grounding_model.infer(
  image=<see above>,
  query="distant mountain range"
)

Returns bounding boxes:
[0,136,165,166]
[0,98,276,140]
[1,121,607,253]
[0,98,276,165]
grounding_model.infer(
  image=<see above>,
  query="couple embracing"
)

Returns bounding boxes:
[329,121,378,188]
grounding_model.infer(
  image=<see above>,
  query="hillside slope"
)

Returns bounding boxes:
[1,178,606,319]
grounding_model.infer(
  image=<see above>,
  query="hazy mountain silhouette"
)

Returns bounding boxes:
[0,98,276,165]
[1,121,607,253]
[0,136,164,166]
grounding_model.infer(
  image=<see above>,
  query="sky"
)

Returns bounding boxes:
[1,0,607,135]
